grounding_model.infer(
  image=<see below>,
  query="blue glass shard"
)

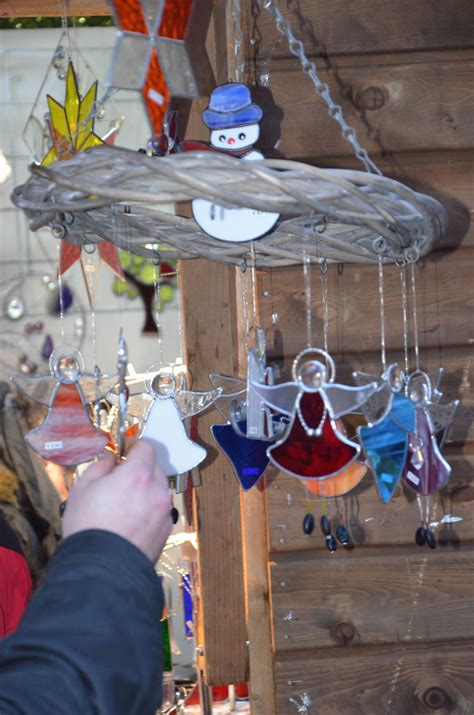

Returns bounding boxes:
[358,394,416,504]
[211,421,270,490]
[182,573,194,639]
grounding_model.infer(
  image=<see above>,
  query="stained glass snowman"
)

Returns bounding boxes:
[192,83,279,242]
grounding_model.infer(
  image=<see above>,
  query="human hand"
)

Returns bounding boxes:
[63,441,172,563]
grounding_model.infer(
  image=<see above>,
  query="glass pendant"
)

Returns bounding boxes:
[358,393,416,504]
[403,409,451,495]
[211,421,270,490]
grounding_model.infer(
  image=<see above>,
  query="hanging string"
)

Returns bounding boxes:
[153,255,165,366]
[302,249,312,349]
[231,0,245,83]
[410,262,420,372]
[399,263,409,375]
[378,255,387,371]
[61,0,72,57]
[56,240,66,343]
[320,260,329,356]
[250,243,259,329]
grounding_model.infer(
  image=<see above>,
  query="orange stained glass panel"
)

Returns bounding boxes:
[158,0,193,39]
[302,461,367,497]
[112,0,148,34]
[141,48,170,135]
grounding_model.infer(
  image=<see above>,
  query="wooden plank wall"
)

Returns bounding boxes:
[242,1,474,713]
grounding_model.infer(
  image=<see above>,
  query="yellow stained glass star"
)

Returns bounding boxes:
[41,61,103,166]
[41,61,123,283]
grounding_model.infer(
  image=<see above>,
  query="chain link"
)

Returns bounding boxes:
[260,0,382,175]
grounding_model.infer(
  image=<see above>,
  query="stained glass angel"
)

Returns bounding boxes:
[209,330,286,489]
[252,348,378,480]
[354,363,416,503]
[403,370,459,497]
[12,345,116,466]
[123,367,220,478]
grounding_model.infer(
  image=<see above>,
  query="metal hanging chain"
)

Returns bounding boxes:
[410,261,420,372]
[378,255,387,371]
[261,0,382,175]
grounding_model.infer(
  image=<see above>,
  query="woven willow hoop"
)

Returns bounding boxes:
[12,145,447,267]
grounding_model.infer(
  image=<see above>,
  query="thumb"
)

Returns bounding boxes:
[78,451,116,483]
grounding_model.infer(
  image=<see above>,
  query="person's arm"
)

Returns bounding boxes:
[0,442,172,715]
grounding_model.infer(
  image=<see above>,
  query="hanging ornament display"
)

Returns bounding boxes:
[12,346,115,466]
[106,0,213,137]
[252,348,378,480]
[191,83,280,242]
[13,0,448,267]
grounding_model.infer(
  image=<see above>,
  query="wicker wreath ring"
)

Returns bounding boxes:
[12,145,448,267]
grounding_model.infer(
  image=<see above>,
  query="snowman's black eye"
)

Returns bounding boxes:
[219,135,226,142]
[238,132,246,140]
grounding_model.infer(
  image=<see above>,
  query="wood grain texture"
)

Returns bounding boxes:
[235,270,277,714]
[180,258,248,686]
[271,550,474,650]
[0,0,109,15]
[267,453,474,554]
[275,641,474,715]
[258,246,474,358]
[253,50,474,161]
[244,0,474,57]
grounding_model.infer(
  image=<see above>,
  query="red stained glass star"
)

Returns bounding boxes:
[108,0,213,136]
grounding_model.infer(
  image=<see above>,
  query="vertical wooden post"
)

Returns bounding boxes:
[180,259,249,686]
[180,0,275,703]
[235,269,277,715]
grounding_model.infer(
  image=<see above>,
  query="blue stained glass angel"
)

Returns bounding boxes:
[354,364,416,504]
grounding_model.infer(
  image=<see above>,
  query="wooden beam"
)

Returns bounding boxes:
[0,0,109,16]
[236,269,277,715]
[180,258,248,686]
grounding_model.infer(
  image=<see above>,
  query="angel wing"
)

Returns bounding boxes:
[426,399,459,438]
[209,373,246,421]
[79,374,119,403]
[353,371,393,426]
[124,392,154,421]
[174,388,221,419]
[323,380,378,420]
[209,373,246,395]
[11,373,57,406]
[250,381,300,417]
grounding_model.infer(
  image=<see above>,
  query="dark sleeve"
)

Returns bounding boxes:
[0,530,164,715]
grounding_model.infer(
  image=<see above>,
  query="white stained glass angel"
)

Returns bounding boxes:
[124,368,221,477]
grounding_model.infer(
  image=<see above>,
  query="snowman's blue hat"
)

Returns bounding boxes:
[202,83,262,130]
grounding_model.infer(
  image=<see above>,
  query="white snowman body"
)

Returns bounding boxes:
[192,123,279,243]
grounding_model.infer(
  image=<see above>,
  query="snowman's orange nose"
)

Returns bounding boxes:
[227,137,236,145]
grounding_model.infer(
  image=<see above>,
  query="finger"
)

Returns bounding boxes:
[79,451,116,482]
[115,439,157,480]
